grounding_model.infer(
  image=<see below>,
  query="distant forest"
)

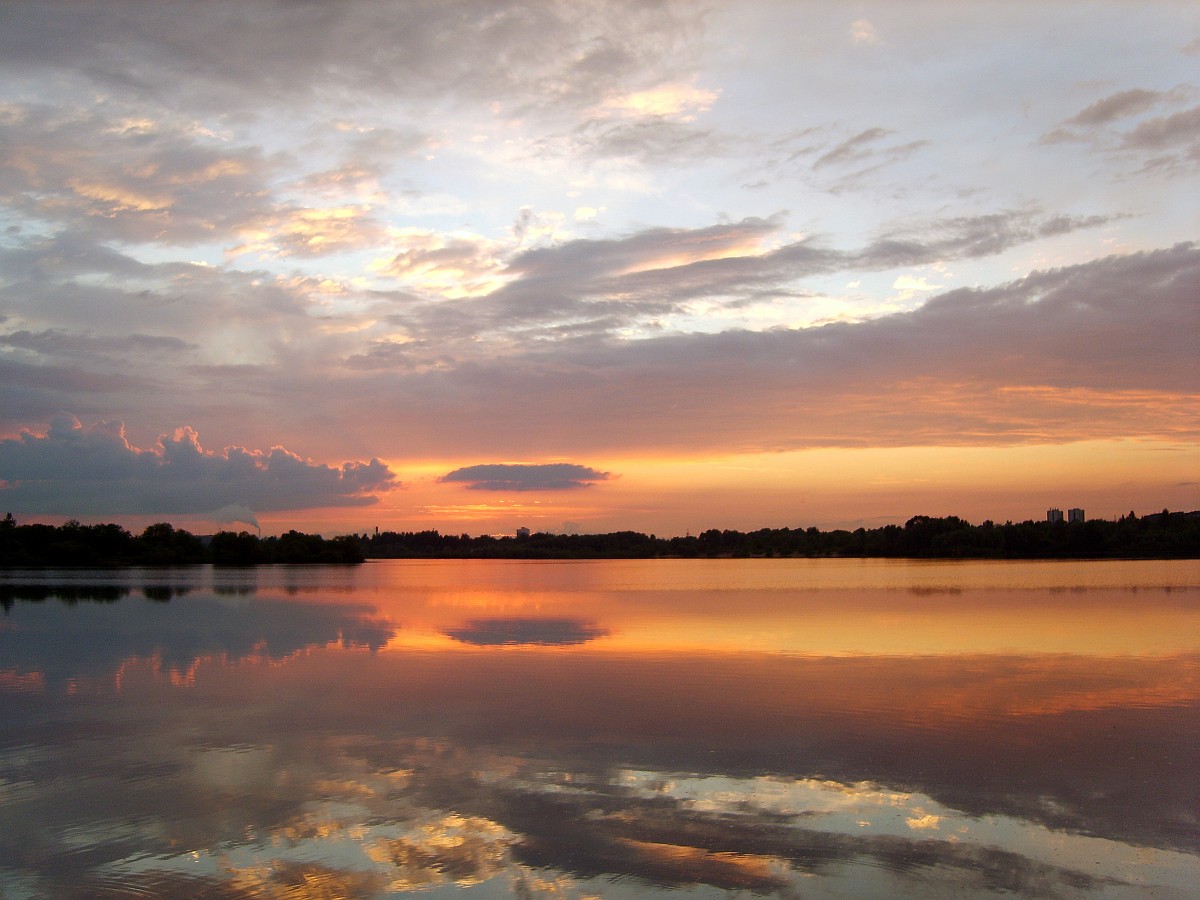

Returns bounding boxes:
[0,516,364,567]
[4,510,1195,567]
[363,511,1199,560]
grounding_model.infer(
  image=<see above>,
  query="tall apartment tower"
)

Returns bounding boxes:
[1047,508,1064,523]
[1068,508,1085,523]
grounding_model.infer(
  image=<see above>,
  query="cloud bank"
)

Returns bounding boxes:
[0,417,396,516]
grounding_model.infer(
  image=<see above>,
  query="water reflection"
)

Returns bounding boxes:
[0,560,1197,898]
[443,617,609,646]
[0,576,394,687]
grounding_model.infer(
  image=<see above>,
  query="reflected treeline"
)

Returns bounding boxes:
[0,584,130,609]
[364,510,1200,559]
[141,585,190,602]
[0,584,196,610]
[0,516,364,567]
[0,594,395,684]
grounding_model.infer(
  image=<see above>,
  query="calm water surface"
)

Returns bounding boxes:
[1,558,1197,898]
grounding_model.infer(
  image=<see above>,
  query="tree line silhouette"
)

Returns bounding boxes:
[364,510,1198,559]
[2,510,1196,567]
[0,515,363,567]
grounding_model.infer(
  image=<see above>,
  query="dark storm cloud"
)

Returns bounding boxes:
[440,463,611,492]
[0,417,396,515]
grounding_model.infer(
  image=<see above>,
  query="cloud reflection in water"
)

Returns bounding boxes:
[442,617,609,647]
[0,561,1197,898]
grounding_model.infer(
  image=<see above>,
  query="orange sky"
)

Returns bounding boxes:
[264,439,1199,537]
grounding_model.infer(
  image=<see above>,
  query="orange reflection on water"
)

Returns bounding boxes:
[355,558,1200,659]
[0,668,44,692]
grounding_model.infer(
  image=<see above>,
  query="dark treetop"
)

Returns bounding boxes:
[0,516,364,567]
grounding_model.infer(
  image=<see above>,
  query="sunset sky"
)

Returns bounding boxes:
[1,1,1197,537]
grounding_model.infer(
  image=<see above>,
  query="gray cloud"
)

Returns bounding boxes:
[440,463,611,492]
[0,1,704,119]
[326,243,1199,458]
[1066,88,1163,126]
[1122,104,1200,150]
[852,209,1117,265]
[813,126,891,168]
[0,218,1177,464]
[380,208,1112,349]
[0,105,279,247]
[0,417,396,516]
[1043,89,1200,175]
[562,116,727,165]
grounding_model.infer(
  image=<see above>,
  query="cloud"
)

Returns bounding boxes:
[332,243,1199,458]
[1,219,1174,465]
[1066,88,1163,126]
[599,81,719,120]
[0,104,278,246]
[440,463,611,492]
[0,417,396,516]
[370,228,510,298]
[230,205,388,259]
[428,208,1113,344]
[1043,89,1200,174]
[0,1,706,120]
[850,18,882,46]
[568,116,726,165]
[1121,104,1200,150]
[814,127,891,169]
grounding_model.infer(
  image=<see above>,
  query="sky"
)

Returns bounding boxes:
[0,0,1197,538]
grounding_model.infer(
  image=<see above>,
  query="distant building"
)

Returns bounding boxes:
[1047,508,1063,524]
[1068,508,1085,523]
[515,526,531,538]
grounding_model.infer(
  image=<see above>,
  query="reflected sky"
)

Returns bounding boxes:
[1,560,1197,898]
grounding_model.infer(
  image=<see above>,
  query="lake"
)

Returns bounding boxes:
[1,558,1197,898]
